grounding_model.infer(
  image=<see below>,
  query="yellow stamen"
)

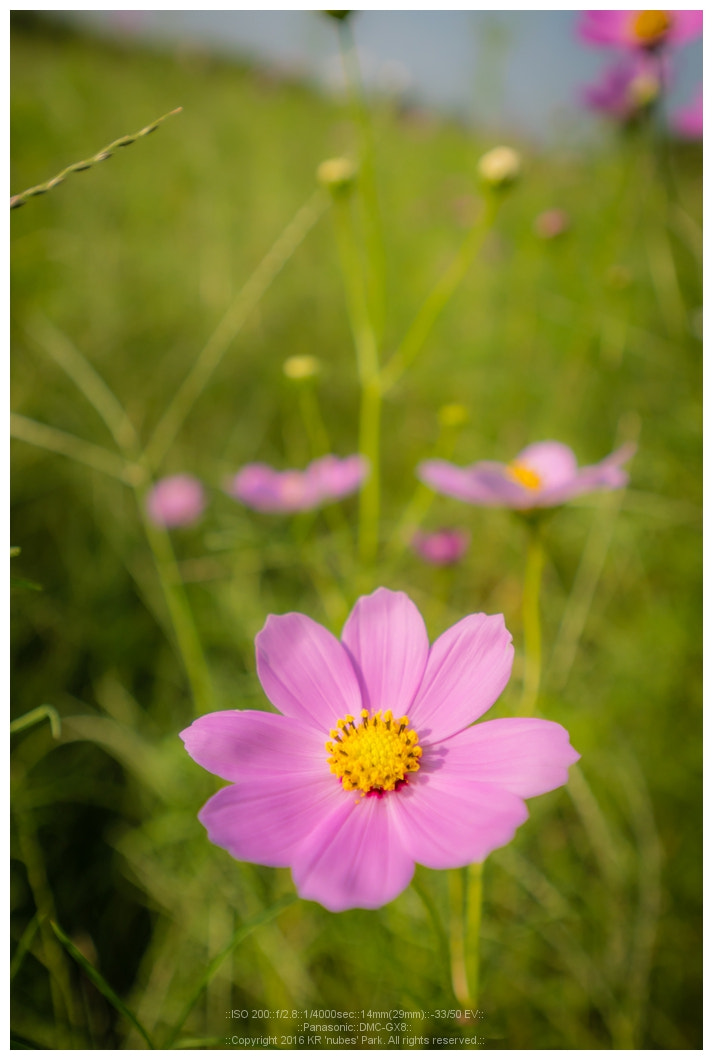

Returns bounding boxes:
[506,462,542,491]
[632,10,671,45]
[325,709,422,795]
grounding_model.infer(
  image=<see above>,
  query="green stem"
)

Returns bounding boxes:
[380,196,500,394]
[330,194,382,567]
[144,190,327,473]
[465,861,484,1014]
[337,17,386,344]
[136,494,213,716]
[358,378,381,567]
[449,868,469,1006]
[520,520,545,716]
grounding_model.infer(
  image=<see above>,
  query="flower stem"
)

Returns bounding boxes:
[329,193,382,567]
[520,520,545,716]
[465,861,484,1013]
[449,868,470,1005]
[336,16,386,344]
[380,195,500,395]
[449,863,484,1010]
[136,491,214,716]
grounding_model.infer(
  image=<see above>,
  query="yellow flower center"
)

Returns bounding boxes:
[326,709,422,795]
[506,462,542,491]
[632,10,671,44]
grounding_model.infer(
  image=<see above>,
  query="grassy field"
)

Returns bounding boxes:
[11,16,701,1050]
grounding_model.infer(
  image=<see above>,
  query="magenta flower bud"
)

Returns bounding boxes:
[581,53,667,123]
[181,588,579,911]
[534,208,570,240]
[411,528,471,566]
[227,455,368,513]
[419,441,636,511]
[145,475,206,528]
[577,10,703,51]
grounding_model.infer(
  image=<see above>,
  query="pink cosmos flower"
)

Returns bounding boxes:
[146,474,206,528]
[418,441,636,511]
[227,455,368,513]
[411,528,470,566]
[578,10,703,51]
[581,53,666,122]
[181,588,579,912]
[672,83,703,137]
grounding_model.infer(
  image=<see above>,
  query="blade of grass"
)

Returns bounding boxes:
[10,913,42,982]
[163,894,297,1049]
[10,413,139,485]
[25,315,140,454]
[50,920,155,1049]
[11,705,61,740]
[143,190,328,472]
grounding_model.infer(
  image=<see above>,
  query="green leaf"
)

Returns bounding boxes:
[10,706,61,740]
[49,920,155,1049]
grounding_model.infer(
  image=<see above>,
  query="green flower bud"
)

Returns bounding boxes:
[477,146,522,189]
[316,157,357,196]
[283,355,321,381]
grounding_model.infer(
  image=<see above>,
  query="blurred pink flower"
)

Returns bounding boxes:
[411,528,470,566]
[672,83,703,137]
[146,475,205,528]
[181,588,579,911]
[578,10,703,51]
[581,53,666,121]
[228,455,368,513]
[419,441,636,511]
[533,208,571,240]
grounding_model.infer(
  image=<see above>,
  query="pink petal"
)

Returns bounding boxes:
[418,459,526,506]
[435,718,580,798]
[256,612,363,731]
[180,710,326,783]
[291,794,414,911]
[341,588,430,715]
[409,612,514,742]
[668,10,704,45]
[515,441,578,489]
[198,772,348,868]
[391,768,529,868]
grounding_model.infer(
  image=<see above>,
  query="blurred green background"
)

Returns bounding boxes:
[11,13,701,1050]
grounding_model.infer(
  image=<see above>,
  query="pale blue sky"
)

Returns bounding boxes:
[60,10,703,142]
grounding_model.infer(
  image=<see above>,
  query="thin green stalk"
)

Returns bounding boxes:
[10,106,182,210]
[329,193,381,566]
[25,316,140,454]
[10,705,61,740]
[411,874,451,997]
[14,810,84,1046]
[136,497,213,716]
[163,895,297,1049]
[144,190,328,472]
[358,378,381,566]
[465,862,484,1014]
[336,17,386,343]
[10,413,139,485]
[519,520,545,716]
[50,920,155,1049]
[380,196,500,394]
[449,868,469,1007]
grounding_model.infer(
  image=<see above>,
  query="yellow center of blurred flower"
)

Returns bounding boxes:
[326,710,422,795]
[507,462,542,491]
[632,10,671,44]
[628,73,660,108]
